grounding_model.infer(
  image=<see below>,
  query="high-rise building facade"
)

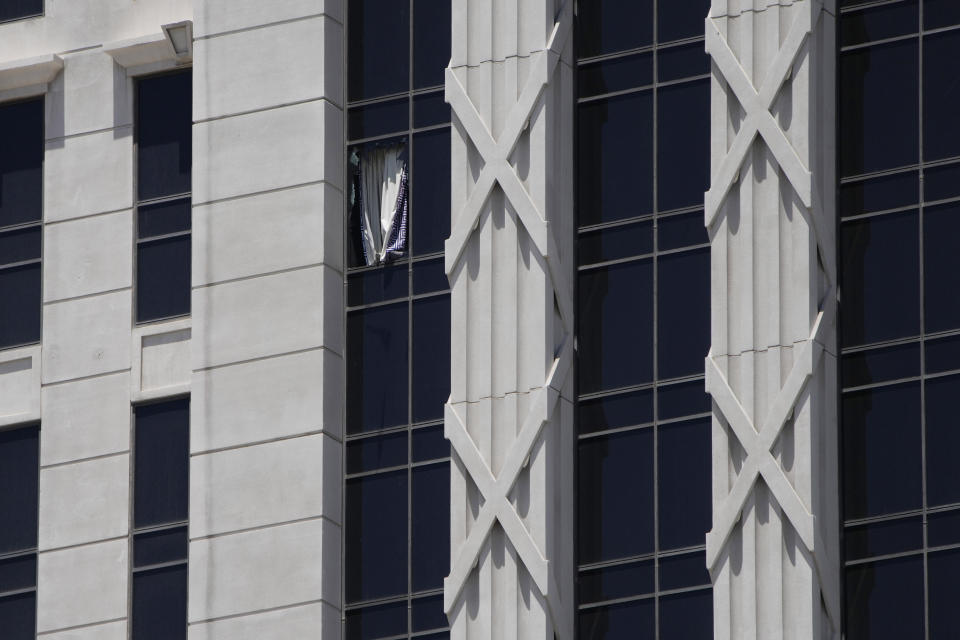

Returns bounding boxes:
[0,0,957,639]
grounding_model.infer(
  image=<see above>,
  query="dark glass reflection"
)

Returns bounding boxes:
[658,211,707,252]
[842,383,922,519]
[347,303,409,433]
[346,431,407,474]
[413,91,450,129]
[0,554,35,594]
[839,171,918,217]
[0,0,42,22]
[578,389,654,435]
[345,600,407,640]
[845,556,924,640]
[929,549,960,639]
[578,0,653,58]
[840,342,919,389]
[659,418,711,550]
[579,560,655,604]
[348,99,408,140]
[411,595,447,632]
[657,80,710,213]
[348,264,407,307]
[412,129,451,256]
[413,0,450,89]
[578,92,654,226]
[0,425,39,555]
[923,203,960,333]
[411,462,449,591]
[924,374,960,506]
[579,260,654,393]
[138,72,192,201]
[412,258,448,296]
[924,162,960,203]
[840,0,918,47]
[841,211,919,346]
[926,334,960,374]
[346,470,408,602]
[844,517,923,561]
[579,599,655,640]
[579,53,653,98]
[137,198,191,239]
[657,380,710,421]
[0,98,42,229]
[132,564,188,640]
[412,296,450,423]
[658,589,712,640]
[840,40,918,177]
[659,551,710,591]
[0,226,41,265]
[412,425,447,462]
[928,509,960,547]
[134,399,190,529]
[658,248,710,380]
[348,0,409,101]
[0,592,35,640]
[658,43,710,84]
[137,235,191,322]
[925,0,960,29]
[133,526,189,568]
[0,264,42,349]
[923,31,960,162]
[579,220,653,266]
[578,429,654,563]
[658,0,710,43]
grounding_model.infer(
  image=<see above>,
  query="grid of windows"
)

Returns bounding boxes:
[575,1,713,638]
[343,1,452,638]
[0,0,42,23]
[131,399,189,640]
[135,71,192,324]
[839,1,960,637]
[0,98,43,350]
[0,424,39,640]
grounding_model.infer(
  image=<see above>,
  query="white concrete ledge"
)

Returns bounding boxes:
[104,21,192,72]
[0,53,63,93]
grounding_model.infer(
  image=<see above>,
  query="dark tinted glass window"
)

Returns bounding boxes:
[924,0,960,29]
[841,211,919,346]
[345,470,408,602]
[923,31,960,162]
[411,462,449,591]
[578,0,653,58]
[0,0,42,22]
[413,0,450,89]
[657,80,709,213]
[924,374,960,506]
[137,72,192,201]
[845,556,925,640]
[578,261,654,393]
[136,72,192,323]
[579,599,655,640]
[657,248,710,380]
[348,0,409,101]
[412,129,451,256]
[659,589,712,639]
[578,429,654,563]
[0,426,39,554]
[0,592,34,640]
[134,399,189,529]
[412,296,450,423]
[840,40,918,176]
[923,203,960,333]
[658,418,711,550]
[0,99,43,229]
[347,303,409,434]
[132,565,187,640]
[578,93,654,226]
[928,548,960,639]
[658,0,710,44]
[0,98,43,350]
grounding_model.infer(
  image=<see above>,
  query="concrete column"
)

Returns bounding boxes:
[444,1,575,638]
[189,1,344,637]
[704,1,839,638]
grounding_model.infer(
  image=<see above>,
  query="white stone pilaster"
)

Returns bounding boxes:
[444,1,574,638]
[189,2,344,637]
[705,1,839,638]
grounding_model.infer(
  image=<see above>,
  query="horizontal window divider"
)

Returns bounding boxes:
[347,86,444,110]
[578,421,656,440]
[137,229,192,244]
[578,241,709,271]
[840,204,921,223]
[578,591,657,611]
[134,311,191,328]
[844,509,928,528]
[578,44,658,66]
[579,544,708,573]
[133,521,189,536]
[841,335,926,355]
[136,192,192,207]
[922,194,960,209]
[345,252,445,276]
[0,548,37,562]
[410,457,450,470]
[345,463,410,480]
[132,558,189,574]
[844,548,925,567]
[343,587,447,613]
[0,257,41,271]
[578,73,710,105]
[842,375,923,394]
[841,154,960,185]
[347,122,451,148]
[840,31,920,53]
[346,289,452,313]
[577,375,705,404]
[0,586,37,600]
[657,411,713,426]
[0,220,42,233]
[578,205,705,234]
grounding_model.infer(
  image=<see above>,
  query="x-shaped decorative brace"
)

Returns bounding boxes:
[704,1,820,229]
[705,293,836,572]
[444,1,574,333]
[444,338,573,612]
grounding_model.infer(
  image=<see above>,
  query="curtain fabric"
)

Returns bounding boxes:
[358,144,408,266]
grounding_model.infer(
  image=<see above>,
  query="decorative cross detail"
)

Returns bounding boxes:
[704,1,820,229]
[444,338,573,612]
[443,4,574,639]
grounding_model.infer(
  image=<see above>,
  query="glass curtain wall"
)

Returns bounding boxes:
[343,1,452,638]
[839,1,960,638]
[574,1,713,638]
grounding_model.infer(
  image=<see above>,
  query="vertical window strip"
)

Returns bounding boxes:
[0,423,39,640]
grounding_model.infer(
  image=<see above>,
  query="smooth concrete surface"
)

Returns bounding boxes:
[0,346,41,427]
[42,210,132,302]
[188,601,339,640]
[43,129,133,223]
[39,620,128,640]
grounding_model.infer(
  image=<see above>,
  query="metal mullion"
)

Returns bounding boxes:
[838,0,911,15]
[0,257,42,271]
[346,295,411,313]
[840,30,920,53]
[0,548,38,563]
[345,463,410,481]
[0,586,37,600]
[136,192,192,208]
[0,219,42,234]
[578,44,657,67]
[840,333,923,355]
[131,558,189,574]
[578,590,657,611]
[132,520,189,536]
[839,203,921,223]
[654,73,712,90]
[578,380,656,401]
[578,212,656,233]
[407,2,415,634]
[410,289,450,303]
[842,375,923,394]
[347,130,410,149]
[921,22,960,38]
[344,592,411,613]
[577,83,654,105]
[651,2,662,631]
[136,229,192,244]
[844,508,926,528]
[577,252,655,273]
[844,547,926,567]
[577,421,656,442]
[345,423,411,442]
